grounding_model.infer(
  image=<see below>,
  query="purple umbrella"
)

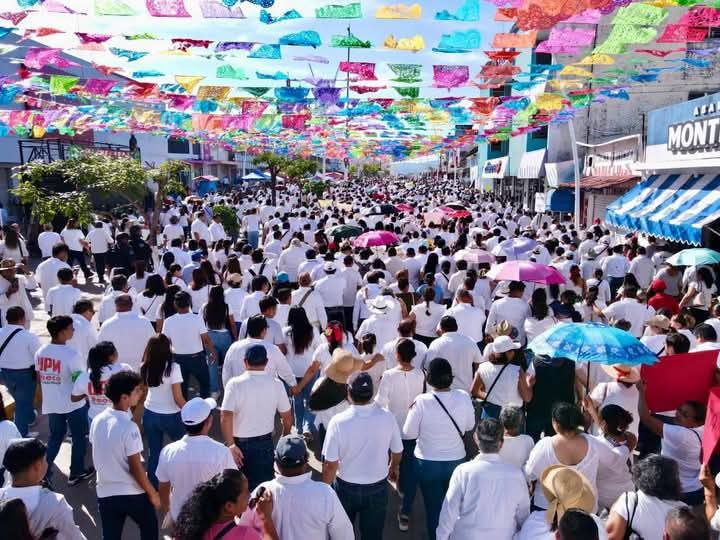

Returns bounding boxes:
[353,231,400,248]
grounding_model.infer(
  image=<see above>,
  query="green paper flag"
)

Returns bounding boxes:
[330,33,371,48]
[316,3,362,18]
[394,87,419,98]
[95,0,138,15]
[240,87,271,97]
[388,64,422,83]
[50,75,79,95]
[216,65,247,80]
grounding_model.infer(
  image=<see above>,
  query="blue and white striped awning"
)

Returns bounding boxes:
[605,173,720,246]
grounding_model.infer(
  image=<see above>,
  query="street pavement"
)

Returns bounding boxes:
[27,269,430,539]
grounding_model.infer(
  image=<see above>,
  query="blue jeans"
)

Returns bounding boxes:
[1,368,36,436]
[235,433,274,491]
[333,477,388,539]
[400,439,418,516]
[174,352,209,399]
[416,458,464,540]
[247,230,259,249]
[293,375,317,435]
[208,330,232,394]
[143,409,184,487]
[609,276,624,299]
[47,404,89,478]
[98,493,158,540]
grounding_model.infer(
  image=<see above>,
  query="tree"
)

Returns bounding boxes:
[283,158,317,184]
[12,151,149,225]
[147,160,189,239]
[362,162,383,178]
[252,151,287,206]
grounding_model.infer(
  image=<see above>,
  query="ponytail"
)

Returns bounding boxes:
[88,341,117,394]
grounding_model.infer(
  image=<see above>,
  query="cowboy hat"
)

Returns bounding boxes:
[489,320,519,340]
[368,296,390,315]
[601,363,641,384]
[325,349,364,385]
[541,465,595,525]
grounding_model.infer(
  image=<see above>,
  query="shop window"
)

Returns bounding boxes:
[531,125,548,139]
[167,137,189,154]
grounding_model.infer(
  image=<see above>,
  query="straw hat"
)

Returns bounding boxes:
[0,259,19,270]
[601,363,641,384]
[648,315,671,331]
[489,320,518,340]
[325,349,364,385]
[541,465,595,525]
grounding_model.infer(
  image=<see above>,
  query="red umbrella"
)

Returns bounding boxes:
[395,203,415,213]
[446,209,471,219]
[353,231,400,248]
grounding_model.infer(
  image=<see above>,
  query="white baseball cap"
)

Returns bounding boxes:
[181,397,217,426]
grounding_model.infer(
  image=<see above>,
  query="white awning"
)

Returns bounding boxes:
[481,156,508,178]
[517,149,546,179]
[545,160,575,188]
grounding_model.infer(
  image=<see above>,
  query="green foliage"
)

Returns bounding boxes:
[253,151,288,177]
[303,180,327,197]
[283,159,317,183]
[148,160,189,198]
[12,151,149,225]
[362,162,383,177]
[212,204,239,238]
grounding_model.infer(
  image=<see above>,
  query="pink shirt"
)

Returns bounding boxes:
[202,521,261,540]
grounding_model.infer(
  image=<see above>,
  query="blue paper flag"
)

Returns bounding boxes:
[279,31,321,47]
[436,0,479,21]
[274,87,310,101]
[260,8,301,23]
[256,70,288,80]
[248,44,281,59]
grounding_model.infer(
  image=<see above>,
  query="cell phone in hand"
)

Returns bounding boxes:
[248,486,266,509]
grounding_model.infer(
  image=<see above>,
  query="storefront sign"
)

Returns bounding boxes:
[667,104,720,154]
[481,156,508,179]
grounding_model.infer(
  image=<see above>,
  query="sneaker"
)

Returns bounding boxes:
[68,467,95,486]
[398,513,410,532]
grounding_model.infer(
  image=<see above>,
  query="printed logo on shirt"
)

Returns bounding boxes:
[36,356,62,384]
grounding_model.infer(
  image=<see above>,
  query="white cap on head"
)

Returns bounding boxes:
[180,397,217,426]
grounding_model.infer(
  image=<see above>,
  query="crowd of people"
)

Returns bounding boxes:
[0,176,719,539]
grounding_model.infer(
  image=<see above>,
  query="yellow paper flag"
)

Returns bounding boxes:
[559,65,594,78]
[535,93,564,111]
[577,54,614,65]
[384,34,425,51]
[375,3,421,19]
[175,75,205,93]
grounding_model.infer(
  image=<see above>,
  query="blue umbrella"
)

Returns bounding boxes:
[666,248,720,267]
[528,322,658,367]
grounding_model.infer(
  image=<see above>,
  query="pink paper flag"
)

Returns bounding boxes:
[76,32,112,44]
[24,48,79,69]
[199,0,245,18]
[433,65,469,88]
[561,8,601,23]
[84,79,116,96]
[146,0,190,17]
[657,24,708,43]
[339,62,377,80]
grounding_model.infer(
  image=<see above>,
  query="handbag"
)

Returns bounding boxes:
[432,393,473,459]
[478,362,511,412]
[623,491,643,540]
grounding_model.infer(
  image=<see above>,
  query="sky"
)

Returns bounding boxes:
[0,0,511,101]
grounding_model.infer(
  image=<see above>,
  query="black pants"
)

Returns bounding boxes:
[93,252,107,282]
[326,307,345,327]
[68,249,92,277]
[98,493,158,540]
[343,307,354,333]
[234,433,274,491]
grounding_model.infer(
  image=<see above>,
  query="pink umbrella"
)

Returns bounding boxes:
[395,203,415,213]
[458,249,495,264]
[446,209,471,219]
[353,230,400,248]
[487,261,566,285]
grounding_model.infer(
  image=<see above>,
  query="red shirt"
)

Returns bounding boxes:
[648,293,679,315]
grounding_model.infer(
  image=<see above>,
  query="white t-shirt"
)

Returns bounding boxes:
[375,367,426,431]
[162,312,207,354]
[34,343,86,415]
[144,362,184,414]
[60,228,85,251]
[410,301,447,337]
[283,327,323,377]
[593,435,634,510]
[72,363,134,419]
[46,284,81,317]
[662,424,703,493]
[611,490,685,540]
[37,230,62,258]
[86,227,113,254]
[0,419,21,471]
[590,381,640,437]
[322,403,403,484]
[220,371,290,437]
[188,285,210,314]
[155,435,237,519]
[499,434,534,470]
[89,408,145,498]
[477,362,523,408]
[403,390,475,461]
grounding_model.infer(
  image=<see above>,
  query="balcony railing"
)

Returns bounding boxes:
[18,139,139,164]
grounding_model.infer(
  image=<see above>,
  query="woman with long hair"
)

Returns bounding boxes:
[71,341,131,420]
[127,260,149,292]
[0,498,58,540]
[283,306,323,438]
[565,264,587,298]
[189,268,210,314]
[140,334,185,487]
[0,225,27,265]
[174,470,277,540]
[422,252,439,278]
[680,266,717,323]
[409,287,447,347]
[60,218,92,278]
[159,250,175,278]
[165,263,186,291]
[155,284,181,333]
[137,274,166,322]
[524,288,556,342]
[199,259,218,286]
[202,285,236,396]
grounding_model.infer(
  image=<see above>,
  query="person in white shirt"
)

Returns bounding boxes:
[36,243,71,304]
[629,246,655,290]
[162,215,184,245]
[602,244,630,298]
[278,238,307,284]
[208,214,226,242]
[356,296,399,354]
[45,267,81,317]
[98,274,138,325]
[498,406,534,470]
[220,344,293,490]
[224,273,247,332]
[37,223,62,259]
[89,371,160,539]
[97,294,156,372]
[437,418,530,540]
[602,285,655,338]
[409,287,447,347]
[322,371,403,540]
[252,435,354,540]
[0,306,41,436]
[588,364,640,437]
[403,358,475,540]
[190,211,212,244]
[315,262,347,324]
[445,289,485,344]
[292,272,328,331]
[426,316,483,393]
[156,397,237,523]
[340,255,362,331]
[0,259,37,329]
[86,221,114,284]
[161,290,217,399]
[242,208,261,249]
[36,315,93,485]
[61,219,93,279]
[382,318,428,370]
[0,438,87,540]
[375,338,425,530]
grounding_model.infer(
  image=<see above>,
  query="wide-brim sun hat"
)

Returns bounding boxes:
[540,465,596,525]
[601,363,641,384]
[491,335,521,354]
[325,349,364,384]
